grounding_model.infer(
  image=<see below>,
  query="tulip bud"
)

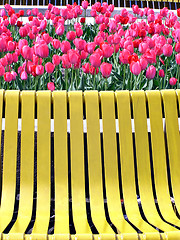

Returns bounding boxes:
[100,62,112,78]
[169,77,177,86]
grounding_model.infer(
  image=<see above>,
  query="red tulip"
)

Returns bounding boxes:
[45,62,55,74]
[146,65,156,79]
[4,72,13,82]
[100,62,112,78]
[169,77,177,86]
[36,65,44,76]
[52,55,61,66]
[47,82,55,91]
[90,53,101,68]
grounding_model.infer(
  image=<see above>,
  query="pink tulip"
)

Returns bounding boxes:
[36,44,49,58]
[159,69,165,78]
[90,66,99,75]
[146,65,156,79]
[76,28,83,37]
[21,46,33,60]
[55,24,65,36]
[51,39,61,49]
[32,8,39,16]
[10,71,17,80]
[62,54,71,69]
[80,50,88,60]
[163,44,173,57]
[0,65,5,76]
[169,77,177,86]
[101,43,114,58]
[84,42,96,54]
[4,72,13,82]
[176,53,180,65]
[5,53,13,65]
[66,31,76,41]
[52,55,61,66]
[73,38,86,51]
[100,62,112,78]
[36,65,44,76]
[45,62,55,74]
[139,57,148,70]
[19,27,28,38]
[90,53,101,68]
[18,39,28,51]
[82,0,89,9]
[7,41,16,52]
[130,61,141,75]
[42,33,52,44]
[47,82,55,91]
[20,71,28,80]
[119,49,130,64]
[82,63,90,74]
[67,49,80,65]
[60,41,71,54]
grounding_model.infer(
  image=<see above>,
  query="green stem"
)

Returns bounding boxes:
[65,68,68,91]
[93,68,96,90]
[123,64,126,90]
[71,67,74,90]
[105,77,107,90]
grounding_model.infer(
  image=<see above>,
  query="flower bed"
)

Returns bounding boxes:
[0,2,180,90]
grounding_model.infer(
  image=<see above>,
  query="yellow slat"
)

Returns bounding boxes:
[3,91,35,239]
[0,90,19,232]
[53,91,69,234]
[100,91,137,235]
[115,90,157,233]
[68,91,91,235]
[146,90,180,227]
[27,91,51,239]
[84,91,114,235]
[161,90,180,216]
[131,90,176,232]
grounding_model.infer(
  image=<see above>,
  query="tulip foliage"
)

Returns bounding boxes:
[0,3,180,90]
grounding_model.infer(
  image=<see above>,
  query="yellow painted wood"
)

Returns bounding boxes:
[53,91,69,234]
[0,90,19,232]
[84,91,114,235]
[161,90,180,216]
[131,90,176,232]
[68,91,91,234]
[115,90,157,233]
[100,91,136,234]
[146,90,180,227]
[3,91,35,237]
[28,91,51,236]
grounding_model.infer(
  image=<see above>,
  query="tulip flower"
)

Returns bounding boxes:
[52,55,61,66]
[66,31,76,41]
[163,44,173,57]
[169,77,177,86]
[36,65,44,76]
[47,82,55,91]
[36,44,49,58]
[82,63,90,74]
[146,65,156,79]
[0,65,5,76]
[159,69,165,78]
[90,53,101,68]
[130,61,141,75]
[21,46,33,60]
[60,41,71,54]
[4,72,13,82]
[45,62,55,74]
[20,71,28,80]
[82,0,89,10]
[100,62,112,78]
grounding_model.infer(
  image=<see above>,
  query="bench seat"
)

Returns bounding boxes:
[0,90,180,240]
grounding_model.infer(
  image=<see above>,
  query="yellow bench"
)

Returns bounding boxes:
[0,90,180,240]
